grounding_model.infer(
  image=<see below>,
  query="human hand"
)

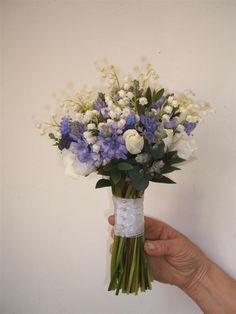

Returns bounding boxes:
[108,215,210,292]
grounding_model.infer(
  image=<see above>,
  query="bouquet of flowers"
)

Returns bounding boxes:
[38,61,211,295]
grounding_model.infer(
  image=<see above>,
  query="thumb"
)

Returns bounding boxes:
[144,239,176,257]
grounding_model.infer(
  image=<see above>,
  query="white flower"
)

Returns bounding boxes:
[172,100,178,108]
[127,92,134,99]
[171,135,197,161]
[163,129,174,150]
[118,99,125,106]
[164,105,173,114]
[117,118,126,128]
[118,89,126,98]
[123,129,144,155]
[61,148,95,178]
[124,83,130,90]
[168,96,174,103]
[139,97,148,105]
[87,123,96,130]
[162,114,170,122]
[92,143,100,153]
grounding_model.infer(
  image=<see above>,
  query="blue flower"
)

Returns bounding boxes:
[155,96,167,109]
[93,93,106,111]
[164,119,177,129]
[125,113,136,129]
[70,140,99,167]
[97,134,127,162]
[184,122,197,135]
[140,114,158,143]
[60,116,72,135]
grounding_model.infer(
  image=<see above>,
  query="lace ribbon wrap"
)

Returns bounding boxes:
[112,196,144,237]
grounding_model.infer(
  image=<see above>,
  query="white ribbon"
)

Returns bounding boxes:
[112,196,144,237]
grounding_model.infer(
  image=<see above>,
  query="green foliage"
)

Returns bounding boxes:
[151,142,165,160]
[95,179,112,189]
[150,174,176,184]
[153,88,165,103]
[145,86,152,105]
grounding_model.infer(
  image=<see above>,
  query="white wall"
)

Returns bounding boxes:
[1,1,236,313]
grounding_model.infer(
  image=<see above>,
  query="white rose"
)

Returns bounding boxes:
[61,148,95,178]
[123,129,144,155]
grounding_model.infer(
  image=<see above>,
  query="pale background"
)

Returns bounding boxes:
[1,0,236,313]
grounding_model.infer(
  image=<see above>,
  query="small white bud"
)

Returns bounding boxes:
[118,99,125,106]
[164,105,173,114]
[139,97,148,105]
[118,90,126,98]
[124,83,130,90]
[162,114,170,121]
[172,100,178,108]
[168,96,174,103]
[127,92,134,99]
[87,123,96,130]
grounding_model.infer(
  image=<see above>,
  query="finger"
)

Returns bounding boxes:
[144,216,180,240]
[108,215,115,226]
[144,239,178,257]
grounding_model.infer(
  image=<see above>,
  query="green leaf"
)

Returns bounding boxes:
[117,162,134,171]
[128,167,142,181]
[111,168,122,185]
[103,162,115,172]
[161,166,180,174]
[137,103,145,115]
[151,142,165,160]
[170,156,186,164]
[95,179,112,189]
[150,175,176,184]
[132,177,149,191]
[153,88,164,103]
[145,86,152,105]
[97,169,111,176]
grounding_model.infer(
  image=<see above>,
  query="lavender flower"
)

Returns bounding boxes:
[155,96,167,109]
[93,93,106,111]
[125,113,136,129]
[164,119,177,129]
[184,122,197,135]
[140,114,158,143]
[60,116,72,135]
[97,134,127,162]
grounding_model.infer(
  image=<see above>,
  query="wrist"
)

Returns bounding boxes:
[183,259,236,314]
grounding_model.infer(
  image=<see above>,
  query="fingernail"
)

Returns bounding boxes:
[146,241,155,250]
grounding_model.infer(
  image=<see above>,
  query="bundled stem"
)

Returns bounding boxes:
[108,181,153,295]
